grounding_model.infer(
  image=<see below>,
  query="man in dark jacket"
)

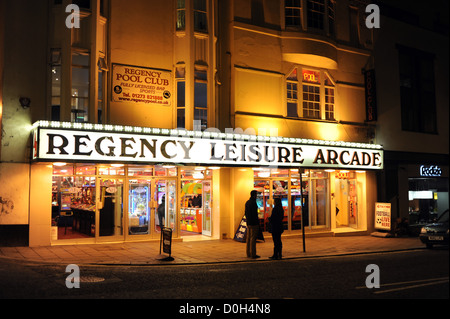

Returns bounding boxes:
[269,197,284,260]
[245,190,260,258]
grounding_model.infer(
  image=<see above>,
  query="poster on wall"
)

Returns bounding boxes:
[374,202,391,230]
[112,64,172,106]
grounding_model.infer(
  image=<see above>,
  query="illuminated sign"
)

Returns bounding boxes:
[32,122,384,170]
[408,191,433,200]
[335,171,349,179]
[420,165,442,177]
[364,69,377,121]
[375,202,391,230]
[302,70,320,84]
[112,64,172,106]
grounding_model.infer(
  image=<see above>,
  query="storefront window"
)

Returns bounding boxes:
[98,164,125,175]
[75,164,96,175]
[51,164,179,242]
[52,164,96,240]
[254,180,270,231]
[53,163,74,175]
[290,176,304,230]
[271,169,290,178]
[128,165,153,177]
[252,168,332,232]
[408,177,449,227]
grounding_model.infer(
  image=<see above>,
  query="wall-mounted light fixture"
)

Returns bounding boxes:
[19,97,31,109]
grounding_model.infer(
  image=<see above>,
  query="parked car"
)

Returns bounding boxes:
[419,210,449,248]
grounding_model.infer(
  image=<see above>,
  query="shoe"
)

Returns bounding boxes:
[251,255,260,259]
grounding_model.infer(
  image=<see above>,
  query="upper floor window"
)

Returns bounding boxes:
[71,51,90,123]
[176,0,208,34]
[327,0,335,36]
[307,0,325,30]
[285,0,302,28]
[176,0,186,31]
[398,46,437,134]
[194,67,208,131]
[194,0,208,33]
[285,0,335,35]
[175,66,186,128]
[286,67,335,121]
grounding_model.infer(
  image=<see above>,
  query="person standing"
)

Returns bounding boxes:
[157,195,166,231]
[245,190,260,258]
[269,197,284,260]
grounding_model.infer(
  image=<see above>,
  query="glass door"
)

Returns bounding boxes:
[254,179,270,231]
[127,178,177,239]
[98,178,124,240]
[309,178,329,228]
[128,178,151,236]
[153,179,177,235]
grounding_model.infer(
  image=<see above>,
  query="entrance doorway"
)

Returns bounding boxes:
[335,174,358,228]
[180,168,213,238]
[98,178,124,240]
[127,178,177,239]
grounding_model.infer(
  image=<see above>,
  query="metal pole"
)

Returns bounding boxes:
[299,168,306,252]
[159,227,163,255]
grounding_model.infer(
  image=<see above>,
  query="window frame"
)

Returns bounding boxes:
[285,66,336,121]
[193,67,208,131]
[397,45,438,134]
[284,0,335,37]
[194,0,208,34]
[176,0,186,31]
[285,0,302,29]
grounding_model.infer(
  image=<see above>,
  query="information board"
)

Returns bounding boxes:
[233,216,247,242]
[374,202,391,230]
[112,64,172,106]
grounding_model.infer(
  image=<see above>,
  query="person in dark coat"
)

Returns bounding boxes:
[269,197,284,260]
[245,190,260,258]
[157,195,166,230]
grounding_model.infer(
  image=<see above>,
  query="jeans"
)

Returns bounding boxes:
[246,225,259,257]
[271,232,282,259]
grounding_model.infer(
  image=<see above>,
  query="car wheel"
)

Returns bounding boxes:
[426,243,433,249]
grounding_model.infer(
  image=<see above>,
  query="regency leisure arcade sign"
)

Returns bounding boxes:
[31,122,384,169]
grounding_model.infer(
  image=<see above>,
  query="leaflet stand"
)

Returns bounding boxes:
[159,227,174,261]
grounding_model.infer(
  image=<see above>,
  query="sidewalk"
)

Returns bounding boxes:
[0,235,425,266]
